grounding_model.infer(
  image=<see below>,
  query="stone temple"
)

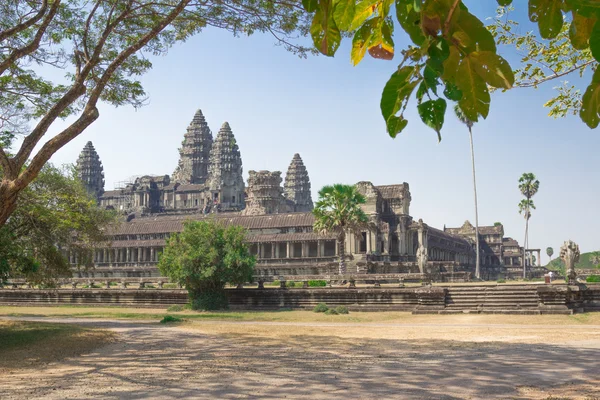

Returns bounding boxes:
[73,109,533,281]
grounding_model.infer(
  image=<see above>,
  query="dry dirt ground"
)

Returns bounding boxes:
[1,315,600,400]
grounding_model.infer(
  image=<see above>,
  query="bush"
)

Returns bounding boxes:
[166,305,184,312]
[335,305,349,314]
[313,303,329,313]
[271,280,280,286]
[308,280,327,287]
[160,315,183,324]
[497,279,506,283]
[324,309,338,315]
[286,280,296,288]
[163,283,179,289]
[586,275,600,283]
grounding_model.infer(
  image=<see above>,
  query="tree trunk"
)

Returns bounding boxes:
[338,232,346,275]
[0,183,20,227]
[523,215,529,279]
[468,126,480,280]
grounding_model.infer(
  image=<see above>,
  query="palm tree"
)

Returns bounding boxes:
[455,105,480,280]
[518,173,540,278]
[313,184,369,274]
[546,247,554,264]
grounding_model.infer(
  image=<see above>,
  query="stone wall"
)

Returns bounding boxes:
[2,284,599,313]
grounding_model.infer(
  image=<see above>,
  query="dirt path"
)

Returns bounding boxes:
[1,317,599,399]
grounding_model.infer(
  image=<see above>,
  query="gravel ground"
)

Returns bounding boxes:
[1,317,599,399]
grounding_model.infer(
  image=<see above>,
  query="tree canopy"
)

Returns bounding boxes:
[0,162,117,284]
[313,184,369,274]
[301,0,600,139]
[158,220,255,310]
[0,0,311,227]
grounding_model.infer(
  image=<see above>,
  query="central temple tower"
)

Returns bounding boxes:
[172,109,213,184]
[206,122,245,210]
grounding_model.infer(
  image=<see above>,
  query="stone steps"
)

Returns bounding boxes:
[445,286,540,309]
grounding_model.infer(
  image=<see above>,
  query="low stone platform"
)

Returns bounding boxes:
[1,284,599,314]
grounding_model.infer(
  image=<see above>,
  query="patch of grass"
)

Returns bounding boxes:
[0,320,114,369]
[308,280,327,287]
[162,283,179,289]
[324,308,338,315]
[167,305,185,312]
[160,315,184,324]
[586,275,600,283]
[496,279,506,283]
[313,303,328,313]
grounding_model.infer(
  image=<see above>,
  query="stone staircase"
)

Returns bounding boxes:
[442,285,547,314]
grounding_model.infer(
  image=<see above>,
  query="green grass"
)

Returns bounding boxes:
[545,251,600,273]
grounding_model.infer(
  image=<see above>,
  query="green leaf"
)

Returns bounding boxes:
[451,8,496,54]
[580,67,600,128]
[396,0,426,45]
[386,115,409,138]
[350,0,379,31]
[303,0,319,12]
[423,63,439,95]
[368,17,394,60]
[441,45,461,82]
[417,98,447,141]
[443,82,462,101]
[497,0,512,5]
[469,51,514,89]
[588,19,600,61]
[456,56,490,122]
[570,12,596,49]
[427,37,450,74]
[310,0,342,56]
[416,81,428,101]
[529,0,564,39]
[333,0,356,31]
[351,20,375,65]
[380,66,416,120]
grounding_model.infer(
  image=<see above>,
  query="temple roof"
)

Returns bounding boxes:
[374,184,409,199]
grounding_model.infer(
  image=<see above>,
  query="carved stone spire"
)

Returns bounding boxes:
[206,122,244,208]
[284,153,313,212]
[172,109,213,184]
[75,141,105,199]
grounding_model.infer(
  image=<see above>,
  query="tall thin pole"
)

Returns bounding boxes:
[468,126,480,280]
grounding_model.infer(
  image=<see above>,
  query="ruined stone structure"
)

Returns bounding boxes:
[75,141,105,199]
[242,170,289,216]
[72,109,531,282]
[284,154,313,212]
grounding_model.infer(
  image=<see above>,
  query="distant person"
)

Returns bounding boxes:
[548,271,554,283]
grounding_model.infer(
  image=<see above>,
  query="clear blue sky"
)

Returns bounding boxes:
[38,2,599,258]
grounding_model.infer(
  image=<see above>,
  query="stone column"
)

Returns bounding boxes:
[138,247,143,263]
[318,240,323,257]
[274,243,280,259]
[271,243,275,259]
[287,242,291,258]
[259,244,264,259]
[126,248,131,263]
[301,242,306,258]
[150,247,155,262]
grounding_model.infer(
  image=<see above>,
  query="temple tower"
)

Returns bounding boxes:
[284,153,313,212]
[206,122,245,209]
[172,109,213,184]
[241,170,289,215]
[75,141,105,199]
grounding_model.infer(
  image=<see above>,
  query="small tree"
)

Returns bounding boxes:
[158,221,255,310]
[518,172,540,278]
[313,184,369,274]
[546,247,554,264]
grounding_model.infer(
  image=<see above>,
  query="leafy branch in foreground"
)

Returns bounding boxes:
[301,0,600,139]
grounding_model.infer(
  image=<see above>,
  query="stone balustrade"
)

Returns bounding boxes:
[2,277,175,290]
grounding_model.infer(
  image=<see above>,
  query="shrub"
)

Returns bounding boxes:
[308,280,327,287]
[160,315,183,324]
[497,279,506,283]
[163,283,179,289]
[324,309,338,315]
[313,303,329,313]
[586,275,600,283]
[191,291,228,311]
[167,305,184,312]
[334,305,349,314]
[271,280,280,287]
[286,280,296,288]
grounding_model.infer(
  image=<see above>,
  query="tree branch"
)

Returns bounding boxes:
[444,0,461,37]
[0,0,61,75]
[0,0,49,43]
